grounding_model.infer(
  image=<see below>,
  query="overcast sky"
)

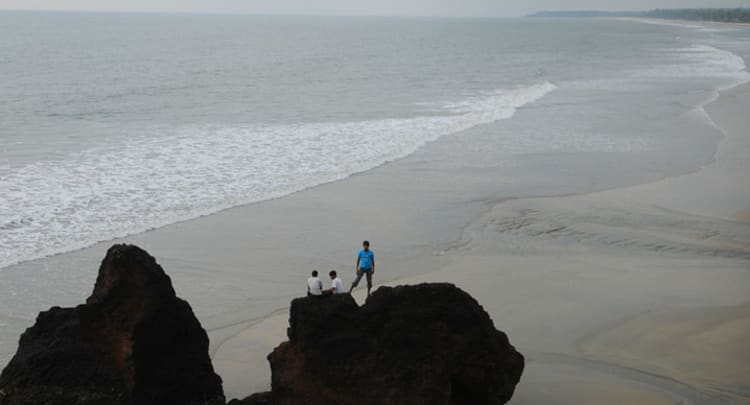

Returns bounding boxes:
[1,0,750,17]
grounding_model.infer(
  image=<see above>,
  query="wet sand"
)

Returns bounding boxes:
[211,80,750,403]
[1,50,748,405]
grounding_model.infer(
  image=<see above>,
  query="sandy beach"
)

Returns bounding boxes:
[210,77,750,402]
[1,79,748,404]
[1,67,748,405]
[1,16,749,405]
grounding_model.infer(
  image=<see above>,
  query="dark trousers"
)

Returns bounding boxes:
[351,268,373,289]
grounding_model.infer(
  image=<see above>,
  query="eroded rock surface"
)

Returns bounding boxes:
[258,283,523,405]
[0,244,225,405]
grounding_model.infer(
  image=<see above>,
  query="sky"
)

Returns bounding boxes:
[1,0,750,17]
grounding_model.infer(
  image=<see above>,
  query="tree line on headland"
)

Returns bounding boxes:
[529,8,750,23]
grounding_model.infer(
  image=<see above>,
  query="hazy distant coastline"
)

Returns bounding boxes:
[529,8,750,24]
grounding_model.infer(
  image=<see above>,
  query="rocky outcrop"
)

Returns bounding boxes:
[0,246,522,405]
[0,244,225,405]
[257,283,524,405]
[227,392,273,404]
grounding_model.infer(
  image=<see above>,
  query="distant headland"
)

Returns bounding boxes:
[528,8,750,24]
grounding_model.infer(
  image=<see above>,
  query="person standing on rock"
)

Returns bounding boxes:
[307,270,323,297]
[349,240,375,296]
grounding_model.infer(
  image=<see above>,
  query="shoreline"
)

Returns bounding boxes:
[609,16,750,28]
[2,19,746,273]
[0,20,748,404]
[213,77,750,401]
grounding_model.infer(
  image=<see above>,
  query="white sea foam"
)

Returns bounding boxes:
[629,45,750,86]
[0,82,556,269]
[623,17,740,33]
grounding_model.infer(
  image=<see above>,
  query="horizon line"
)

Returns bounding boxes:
[0,8,524,18]
[2,6,746,19]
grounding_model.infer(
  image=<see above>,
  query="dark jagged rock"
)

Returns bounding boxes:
[252,283,524,405]
[0,244,225,405]
[227,392,273,405]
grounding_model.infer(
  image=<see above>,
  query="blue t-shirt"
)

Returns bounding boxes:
[358,249,374,270]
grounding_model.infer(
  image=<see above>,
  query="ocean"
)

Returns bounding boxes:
[1,13,749,270]
[2,12,750,374]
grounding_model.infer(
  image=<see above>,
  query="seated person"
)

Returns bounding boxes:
[323,270,346,295]
[307,270,323,297]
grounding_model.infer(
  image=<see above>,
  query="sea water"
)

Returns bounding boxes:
[1,13,749,270]
[2,13,750,369]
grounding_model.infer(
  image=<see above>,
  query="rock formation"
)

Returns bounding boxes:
[0,244,225,405]
[0,245,523,405]
[252,283,524,405]
[227,392,273,404]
